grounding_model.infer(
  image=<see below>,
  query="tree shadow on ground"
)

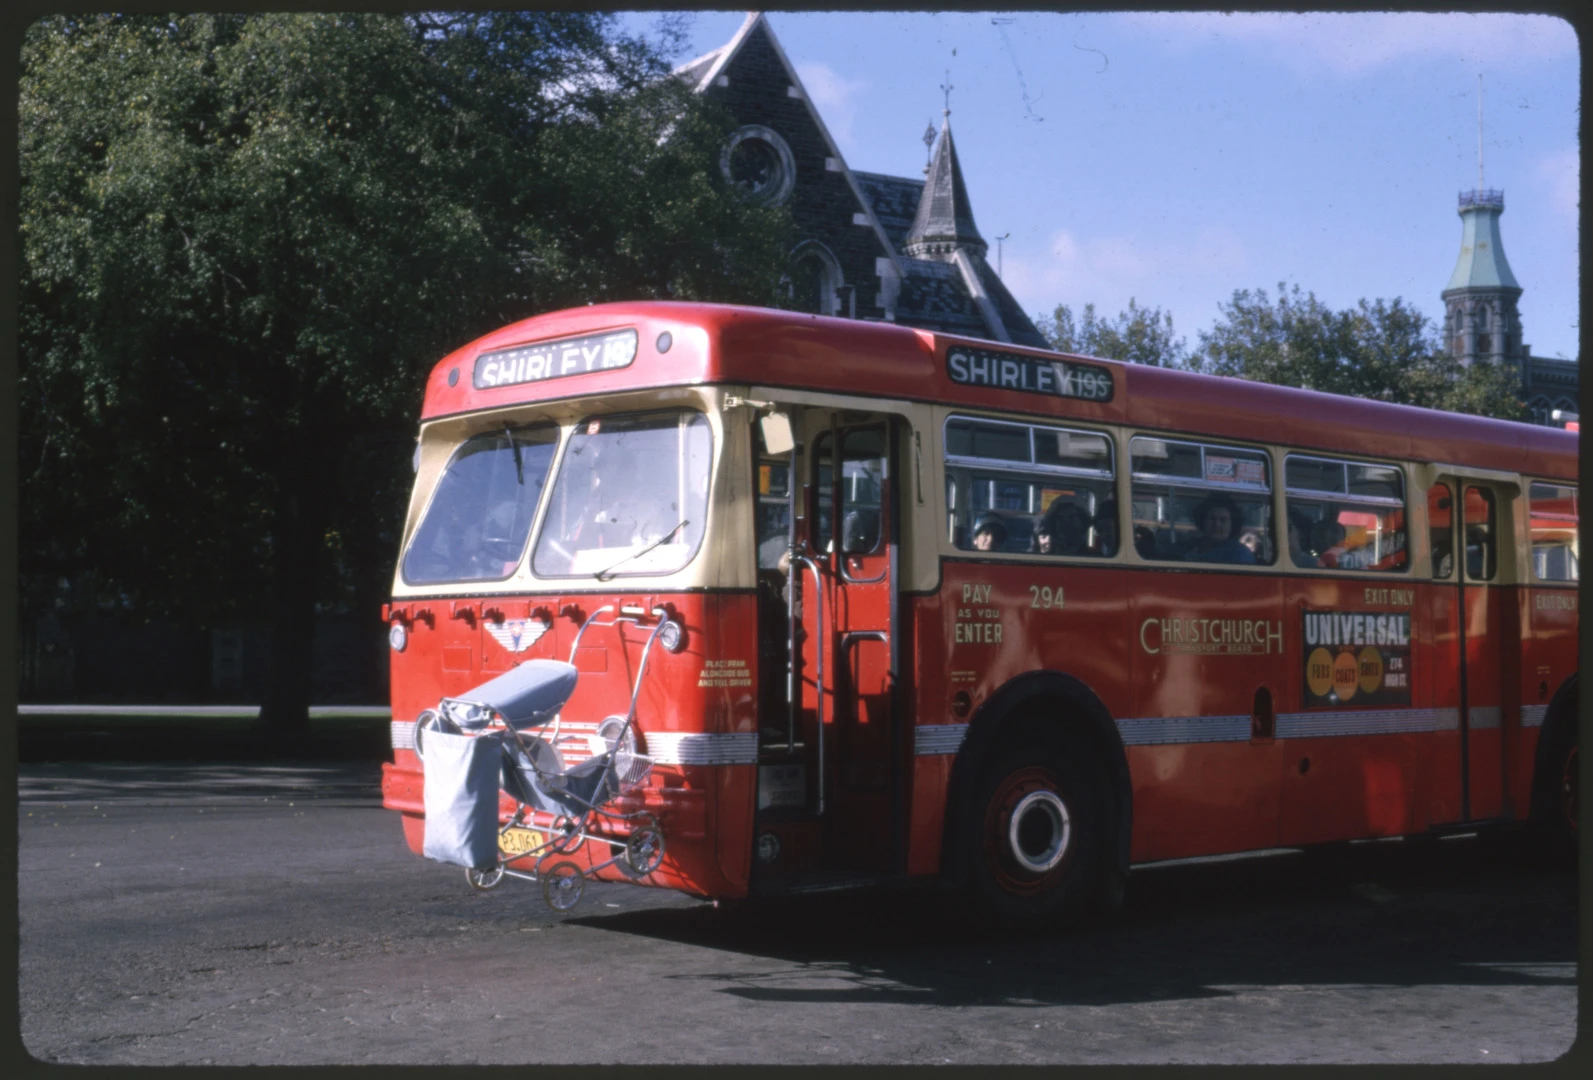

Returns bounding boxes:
[571,836,1577,1008]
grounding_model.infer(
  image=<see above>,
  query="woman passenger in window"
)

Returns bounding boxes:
[971,513,1008,552]
[1183,493,1256,564]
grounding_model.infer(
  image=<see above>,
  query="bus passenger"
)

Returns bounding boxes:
[1183,493,1256,564]
[1287,510,1321,568]
[972,513,1008,552]
[1310,518,1347,568]
[1094,500,1119,556]
[1034,503,1088,555]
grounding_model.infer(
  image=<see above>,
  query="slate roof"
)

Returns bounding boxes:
[852,171,923,255]
[895,259,988,338]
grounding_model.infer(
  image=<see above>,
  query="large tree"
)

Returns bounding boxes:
[1193,284,1528,420]
[19,12,793,737]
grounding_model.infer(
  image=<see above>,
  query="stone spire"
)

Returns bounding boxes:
[903,111,986,260]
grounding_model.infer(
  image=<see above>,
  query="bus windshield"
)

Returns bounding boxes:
[402,424,559,585]
[531,409,712,579]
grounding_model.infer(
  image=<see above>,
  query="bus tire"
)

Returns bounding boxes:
[966,737,1101,930]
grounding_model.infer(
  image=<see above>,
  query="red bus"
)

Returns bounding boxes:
[379,301,1578,924]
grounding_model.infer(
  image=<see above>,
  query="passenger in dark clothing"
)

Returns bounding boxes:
[1035,502,1089,555]
[1287,509,1321,568]
[1183,492,1256,565]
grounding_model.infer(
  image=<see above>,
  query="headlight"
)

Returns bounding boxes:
[389,622,407,652]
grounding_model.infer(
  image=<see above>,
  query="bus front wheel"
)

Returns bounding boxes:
[968,740,1101,928]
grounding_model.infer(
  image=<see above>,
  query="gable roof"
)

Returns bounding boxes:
[679,12,1046,347]
[679,12,904,273]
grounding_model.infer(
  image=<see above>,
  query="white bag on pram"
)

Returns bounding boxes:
[422,728,502,870]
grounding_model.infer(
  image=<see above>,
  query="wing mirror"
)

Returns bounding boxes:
[759,412,794,456]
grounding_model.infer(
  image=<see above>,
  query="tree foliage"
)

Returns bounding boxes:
[1036,285,1527,423]
[1192,284,1528,421]
[19,12,793,729]
[1036,298,1188,368]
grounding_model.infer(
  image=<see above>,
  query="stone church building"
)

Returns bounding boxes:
[676,12,1048,348]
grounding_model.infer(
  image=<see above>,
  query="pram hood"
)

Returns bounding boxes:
[449,659,578,727]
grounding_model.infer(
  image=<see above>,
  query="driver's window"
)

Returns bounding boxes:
[401,424,558,585]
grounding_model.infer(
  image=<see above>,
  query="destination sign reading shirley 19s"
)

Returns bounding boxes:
[947,346,1114,403]
[474,328,638,390]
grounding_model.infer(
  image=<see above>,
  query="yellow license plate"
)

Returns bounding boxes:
[499,827,545,856]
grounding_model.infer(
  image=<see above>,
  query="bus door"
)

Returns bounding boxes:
[810,417,902,872]
[1429,477,1514,822]
[750,406,905,882]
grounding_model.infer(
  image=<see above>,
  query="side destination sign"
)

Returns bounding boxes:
[947,346,1114,403]
[474,328,638,390]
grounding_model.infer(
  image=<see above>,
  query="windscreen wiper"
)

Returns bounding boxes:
[504,424,522,484]
[594,521,689,582]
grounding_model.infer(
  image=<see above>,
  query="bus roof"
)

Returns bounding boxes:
[421,301,1576,480]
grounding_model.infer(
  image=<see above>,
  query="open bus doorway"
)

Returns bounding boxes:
[750,406,906,886]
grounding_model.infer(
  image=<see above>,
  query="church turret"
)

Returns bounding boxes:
[903,111,987,259]
[1441,188,1524,369]
[1441,76,1526,371]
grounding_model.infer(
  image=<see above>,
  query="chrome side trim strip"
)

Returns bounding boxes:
[915,723,970,756]
[391,720,416,750]
[1275,707,1458,739]
[1521,704,1549,728]
[645,731,759,766]
[1116,715,1251,745]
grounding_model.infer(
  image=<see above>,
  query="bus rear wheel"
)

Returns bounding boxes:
[1535,689,1579,858]
[969,741,1100,928]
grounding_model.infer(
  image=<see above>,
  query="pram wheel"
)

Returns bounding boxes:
[620,826,666,878]
[540,861,585,911]
[549,816,584,853]
[466,866,505,892]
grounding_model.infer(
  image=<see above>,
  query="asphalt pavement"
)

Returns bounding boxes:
[15,754,1585,1067]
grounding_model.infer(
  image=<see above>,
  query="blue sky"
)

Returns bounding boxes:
[626,11,1579,361]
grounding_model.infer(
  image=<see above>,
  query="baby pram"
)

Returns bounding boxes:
[414,606,678,912]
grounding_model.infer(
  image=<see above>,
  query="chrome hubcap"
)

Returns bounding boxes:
[1008,790,1071,874]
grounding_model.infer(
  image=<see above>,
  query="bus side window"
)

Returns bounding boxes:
[1429,483,1454,579]
[943,416,1115,557]
[1130,437,1273,565]
[1283,455,1407,573]
[1528,481,1578,582]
